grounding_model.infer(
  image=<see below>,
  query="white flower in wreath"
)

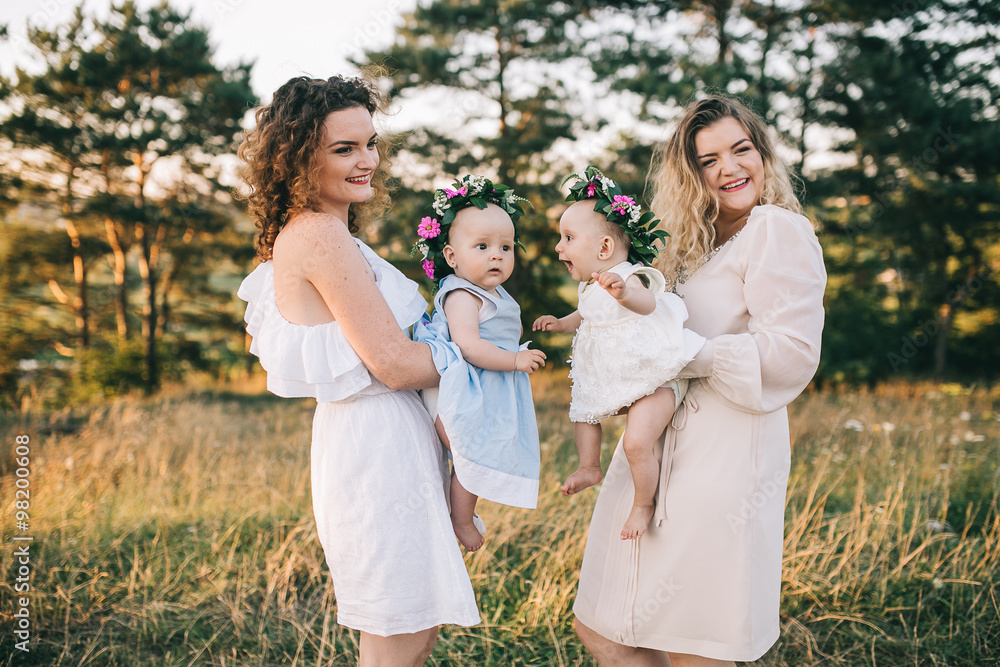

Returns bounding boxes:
[417,242,429,259]
[601,176,616,190]
[469,174,487,192]
[433,191,450,216]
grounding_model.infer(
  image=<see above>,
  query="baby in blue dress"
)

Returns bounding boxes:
[412,175,546,551]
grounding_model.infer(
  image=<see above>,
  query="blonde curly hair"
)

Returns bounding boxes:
[648,95,802,283]
[237,75,393,261]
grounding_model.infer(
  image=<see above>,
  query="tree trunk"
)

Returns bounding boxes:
[797,27,816,177]
[495,25,513,185]
[157,262,179,338]
[63,164,89,348]
[712,0,732,66]
[134,159,160,393]
[757,1,777,119]
[935,263,981,377]
[136,223,159,392]
[105,217,130,340]
[933,302,953,378]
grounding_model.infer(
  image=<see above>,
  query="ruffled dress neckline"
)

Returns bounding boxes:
[237,239,428,402]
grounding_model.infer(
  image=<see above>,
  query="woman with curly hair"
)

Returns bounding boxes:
[236,75,479,665]
[572,95,827,666]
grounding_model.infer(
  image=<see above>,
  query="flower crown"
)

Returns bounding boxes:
[411,174,531,283]
[561,165,668,266]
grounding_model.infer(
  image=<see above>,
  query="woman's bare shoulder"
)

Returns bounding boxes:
[280,211,350,241]
[275,211,355,262]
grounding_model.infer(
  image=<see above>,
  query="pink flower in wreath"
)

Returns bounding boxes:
[611,194,636,214]
[587,181,597,198]
[445,186,468,199]
[417,216,441,239]
[422,259,435,279]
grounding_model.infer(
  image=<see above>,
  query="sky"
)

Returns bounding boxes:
[0,0,847,175]
[0,0,654,174]
[0,0,417,102]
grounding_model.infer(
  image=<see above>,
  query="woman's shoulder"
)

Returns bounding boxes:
[747,204,818,237]
[740,205,826,279]
[277,210,354,247]
[740,205,821,255]
[273,211,365,266]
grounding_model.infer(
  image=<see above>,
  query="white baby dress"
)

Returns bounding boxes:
[238,238,480,636]
[569,261,705,424]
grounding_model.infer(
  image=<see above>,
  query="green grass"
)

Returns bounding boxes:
[1,376,999,665]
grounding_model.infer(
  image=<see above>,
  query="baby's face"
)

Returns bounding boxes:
[443,204,516,293]
[555,201,607,282]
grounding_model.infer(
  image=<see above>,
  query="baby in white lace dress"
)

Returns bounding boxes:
[533,167,704,540]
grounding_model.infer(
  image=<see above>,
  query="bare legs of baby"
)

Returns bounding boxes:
[561,423,604,495]
[620,385,676,539]
[435,417,484,552]
[563,384,677,540]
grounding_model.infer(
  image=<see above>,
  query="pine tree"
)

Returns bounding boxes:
[815,0,1000,377]
[2,1,256,394]
[359,0,673,329]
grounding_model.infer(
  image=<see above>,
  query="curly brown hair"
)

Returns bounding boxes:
[237,75,393,260]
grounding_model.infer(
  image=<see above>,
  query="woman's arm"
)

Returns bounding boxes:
[291,212,440,391]
[445,290,546,373]
[702,208,827,413]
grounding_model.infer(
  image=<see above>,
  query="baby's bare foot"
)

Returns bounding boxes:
[621,503,655,540]
[561,466,603,496]
[453,518,485,552]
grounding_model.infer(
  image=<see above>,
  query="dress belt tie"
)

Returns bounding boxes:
[653,392,699,526]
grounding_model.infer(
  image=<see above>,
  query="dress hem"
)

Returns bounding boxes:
[453,452,539,509]
[573,608,778,662]
[337,610,481,637]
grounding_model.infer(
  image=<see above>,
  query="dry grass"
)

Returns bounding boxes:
[1,374,998,665]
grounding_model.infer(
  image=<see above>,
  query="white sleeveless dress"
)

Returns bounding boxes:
[238,239,480,636]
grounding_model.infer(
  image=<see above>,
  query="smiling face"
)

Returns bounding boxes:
[694,116,765,226]
[315,105,380,222]
[554,200,622,282]
[443,204,516,294]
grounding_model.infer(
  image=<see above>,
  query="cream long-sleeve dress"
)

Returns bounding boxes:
[573,205,827,661]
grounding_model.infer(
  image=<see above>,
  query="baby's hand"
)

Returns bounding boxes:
[593,271,626,300]
[515,348,547,374]
[532,315,559,332]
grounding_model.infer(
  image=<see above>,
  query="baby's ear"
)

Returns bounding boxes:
[443,244,458,268]
[598,235,615,260]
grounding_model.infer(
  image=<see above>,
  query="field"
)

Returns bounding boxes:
[1,373,999,666]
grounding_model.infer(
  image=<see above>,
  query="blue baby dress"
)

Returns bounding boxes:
[415,275,540,509]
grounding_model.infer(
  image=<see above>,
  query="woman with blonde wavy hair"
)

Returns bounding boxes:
[236,75,479,665]
[573,95,827,666]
